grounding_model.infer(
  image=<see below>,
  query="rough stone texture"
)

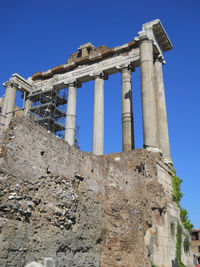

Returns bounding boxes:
[0,117,193,267]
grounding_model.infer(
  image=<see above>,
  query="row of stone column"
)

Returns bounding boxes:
[64,73,106,155]
[140,38,171,163]
[1,75,134,156]
[65,38,172,163]
[1,40,171,163]
[64,66,135,156]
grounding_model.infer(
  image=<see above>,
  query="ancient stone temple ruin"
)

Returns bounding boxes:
[1,19,172,162]
[0,20,193,267]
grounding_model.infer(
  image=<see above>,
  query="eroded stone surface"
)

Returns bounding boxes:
[0,117,193,267]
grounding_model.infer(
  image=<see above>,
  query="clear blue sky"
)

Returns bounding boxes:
[0,1,199,228]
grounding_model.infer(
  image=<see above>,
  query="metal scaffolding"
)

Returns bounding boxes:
[29,88,67,136]
[0,88,80,146]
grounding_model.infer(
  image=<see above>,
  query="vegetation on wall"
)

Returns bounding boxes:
[176,221,186,267]
[183,235,190,253]
[171,167,193,233]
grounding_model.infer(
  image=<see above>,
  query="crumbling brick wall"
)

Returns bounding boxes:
[0,117,193,267]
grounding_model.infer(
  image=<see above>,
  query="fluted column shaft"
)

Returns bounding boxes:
[154,57,172,163]
[140,39,159,149]
[65,82,77,146]
[1,82,17,132]
[93,74,104,155]
[121,66,134,151]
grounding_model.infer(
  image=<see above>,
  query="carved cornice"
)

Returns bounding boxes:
[143,20,173,51]
[3,73,32,93]
[136,19,173,55]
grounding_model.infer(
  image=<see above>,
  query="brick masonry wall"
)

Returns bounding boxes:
[0,117,193,267]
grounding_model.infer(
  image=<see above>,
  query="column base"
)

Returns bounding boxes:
[145,145,173,165]
[123,144,134,152]
[145,146,162,153]
[163,157,173,166]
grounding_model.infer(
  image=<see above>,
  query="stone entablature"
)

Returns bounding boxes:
[31,20,172,85]
[32,41,138,82]
[3,73,32,93]
[31,48,140,92]
[137,19,172,54]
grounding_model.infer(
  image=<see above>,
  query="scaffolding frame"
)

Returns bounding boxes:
[29,88,67,136]
[1,87,80,147]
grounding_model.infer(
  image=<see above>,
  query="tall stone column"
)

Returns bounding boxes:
[92,72,106,155]
[154,56,172,163]
[1,81,17,132]
[140,38,159,150]
[64,81,78,146]
[23,93,32,117]
[120,64,134,151]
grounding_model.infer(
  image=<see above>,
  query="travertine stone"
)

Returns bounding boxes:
[0,82,17,131]
[140,38,159,149]
[120,65,134,151]
[64,82,77,146]
[154,57,172,163]
[92,73,105,155]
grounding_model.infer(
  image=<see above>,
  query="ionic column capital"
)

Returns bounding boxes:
[3,80,16,88]
[135,32,154,44]
[64,79,81,88]
[116,63,135,72]
[90,71,108,80]
[154,54,166,65]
